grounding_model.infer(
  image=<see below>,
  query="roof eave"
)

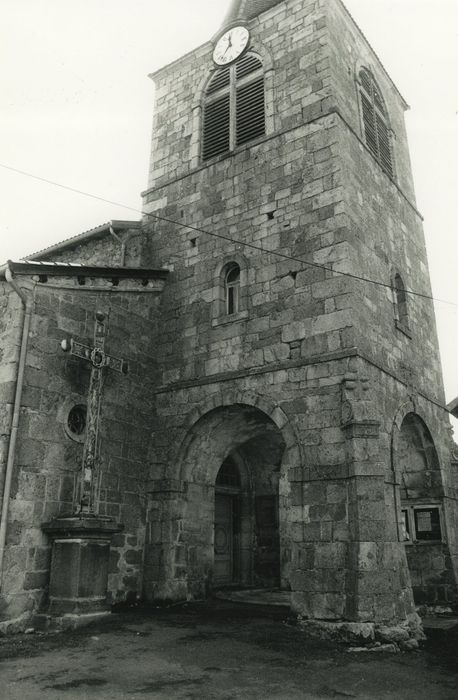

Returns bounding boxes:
[447,398,458,419]
[1,260,169,281]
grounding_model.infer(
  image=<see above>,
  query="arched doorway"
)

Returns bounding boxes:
[177,404,287,597]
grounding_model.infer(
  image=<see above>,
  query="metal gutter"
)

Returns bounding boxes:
[0,266,34,588]
[6,261,169,281]
[109,225,127,267]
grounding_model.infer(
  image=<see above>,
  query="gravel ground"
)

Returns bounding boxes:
[0,601,457,699]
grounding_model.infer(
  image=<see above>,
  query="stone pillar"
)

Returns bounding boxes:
[293,365,423,646]
[40,515,122,627]
[143,479,187,603]
[341,372,417,627]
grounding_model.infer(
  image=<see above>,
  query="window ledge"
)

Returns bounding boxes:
[212,310,248,327]
[395,319,412,338]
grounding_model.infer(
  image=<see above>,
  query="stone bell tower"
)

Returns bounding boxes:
[141,0,458,642]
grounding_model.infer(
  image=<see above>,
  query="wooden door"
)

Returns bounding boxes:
[254,495,280,586]
[214,494,234,586]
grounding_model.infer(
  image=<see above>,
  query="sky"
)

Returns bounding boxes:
[1,0,458,412]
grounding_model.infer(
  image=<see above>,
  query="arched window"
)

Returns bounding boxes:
[225,263,241,315]
[203,54,265,161]
[393,272,410,333]
[358,68,393,178]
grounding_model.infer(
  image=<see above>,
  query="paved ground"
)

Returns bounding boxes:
[1,601,457,699]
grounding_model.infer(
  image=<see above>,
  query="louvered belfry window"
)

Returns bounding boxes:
[203,54,265,161]
[359,69,393,178]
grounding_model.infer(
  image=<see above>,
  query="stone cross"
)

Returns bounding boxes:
[61,311,128,514]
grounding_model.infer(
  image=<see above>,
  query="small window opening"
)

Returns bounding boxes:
[267,211,275,220]
[77,276,86,286]
[190,238,197,248]
[38,274,48,283]
[111,277,119,287]
[225,263,240,315]
[394,273,409,329]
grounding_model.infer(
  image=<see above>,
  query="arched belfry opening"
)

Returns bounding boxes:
[176,404,288,598]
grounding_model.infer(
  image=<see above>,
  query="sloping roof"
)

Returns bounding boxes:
[25,220,142,261]
[222,0,284,26]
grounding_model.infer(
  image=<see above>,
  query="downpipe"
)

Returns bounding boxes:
[109,225,126,267]
[0,266,32,588]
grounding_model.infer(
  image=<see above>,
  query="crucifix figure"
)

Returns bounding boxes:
[61,311,128,514]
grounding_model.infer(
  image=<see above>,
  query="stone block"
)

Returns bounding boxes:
[315,542,346,569]
[281,321,308,343]
[23,571,48,591]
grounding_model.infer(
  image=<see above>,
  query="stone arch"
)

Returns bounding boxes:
[394,413,441,501]
[172,391,302,481]
[353,60,395,179]
[194,44,275,109]
[390,408,456,606]
[162,396,301,598]
[178,403,287,485]
[353,59,393,129]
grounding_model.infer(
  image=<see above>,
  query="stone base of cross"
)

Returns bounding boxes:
[61,311,128,514]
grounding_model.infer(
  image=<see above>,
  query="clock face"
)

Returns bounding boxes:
[213,26,250,66]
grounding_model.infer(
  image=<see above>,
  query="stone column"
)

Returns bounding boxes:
[143,479,187,603]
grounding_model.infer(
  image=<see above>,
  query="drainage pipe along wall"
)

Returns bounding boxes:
[0,265,33,587]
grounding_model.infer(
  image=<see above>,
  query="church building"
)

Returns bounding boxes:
[1,0,457,642]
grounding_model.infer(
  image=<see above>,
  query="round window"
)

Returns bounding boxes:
[66,404,87,442]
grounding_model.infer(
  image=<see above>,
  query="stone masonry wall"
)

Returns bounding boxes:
[0,272,163,624]
[336,119,446,404]
[324,0,446,405]
[2,0,454,630]
[38,226,146,270]
[137,0,457,622]
[146,0,332,191]
[327,0,416,203]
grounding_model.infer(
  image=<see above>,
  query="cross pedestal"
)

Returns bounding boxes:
[40,312,126,629]
[41,516,122,625]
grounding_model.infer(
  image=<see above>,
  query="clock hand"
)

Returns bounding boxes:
[223,35,232,56]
